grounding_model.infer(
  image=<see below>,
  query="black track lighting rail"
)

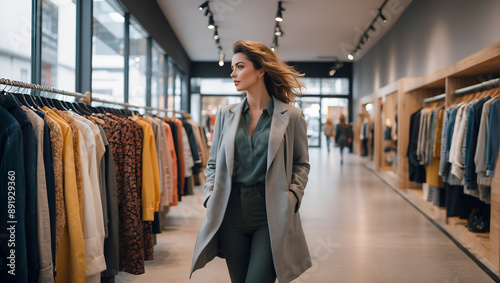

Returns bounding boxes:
[198,1,225,66]
[271,1,285,51]
[347,0,389,61]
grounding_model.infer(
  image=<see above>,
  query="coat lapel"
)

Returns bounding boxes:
[224,97,246,177]
[267,96,290,171]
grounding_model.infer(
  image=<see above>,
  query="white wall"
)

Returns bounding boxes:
[352,0,500,116]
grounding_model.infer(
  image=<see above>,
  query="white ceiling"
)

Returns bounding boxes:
[157,0,412,62]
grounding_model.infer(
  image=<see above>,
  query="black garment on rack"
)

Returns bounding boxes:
[0,95,39,282]
[0,101,29,283]
[407,110,426,183]
[182,120,201,175]
[384,126,392,140]
[167,121,182,202]
[445,183,485,218]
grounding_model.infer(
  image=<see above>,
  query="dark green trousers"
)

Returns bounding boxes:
[219,184,277,283]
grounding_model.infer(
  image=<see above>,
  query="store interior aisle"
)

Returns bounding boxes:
[116,148,494,283]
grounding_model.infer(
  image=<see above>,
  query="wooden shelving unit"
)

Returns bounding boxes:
[369,42,500,274]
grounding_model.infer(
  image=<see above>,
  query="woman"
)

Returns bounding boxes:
[323,117,334,152]
[335,114,351,164]
[190,40,311,283]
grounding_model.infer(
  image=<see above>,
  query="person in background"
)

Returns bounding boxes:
[191,40,311,283]
[323,117,334,152]
[335,114,351,164]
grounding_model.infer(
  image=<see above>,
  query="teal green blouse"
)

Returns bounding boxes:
[233,99,274,186]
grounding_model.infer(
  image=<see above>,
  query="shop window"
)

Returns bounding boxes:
[321,78,349,95]
[92,0,125,102]
[300,78,321,95]
[128,18,147,106]
[167,58,174,110]
[151,42,166,111]
[200,78,242,95]
[0,0,31,80]
[41,0,76,91]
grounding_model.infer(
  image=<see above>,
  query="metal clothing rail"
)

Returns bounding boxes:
[0,78,87,99]
[92,97,187,114]
[0,77,187,114]
[454,78,500,95]
[423,93,446,103]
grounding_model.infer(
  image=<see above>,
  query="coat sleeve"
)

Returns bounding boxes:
[203,108,223,207]
[289,110,310,212]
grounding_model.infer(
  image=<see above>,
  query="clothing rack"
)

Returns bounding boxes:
[422,93,446,103]
[453,78,500,95]
[0,77,187,115]
[0,78,88,100]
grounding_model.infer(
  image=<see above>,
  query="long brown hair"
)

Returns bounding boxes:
[339,114,347,126]
[233,40,305,103]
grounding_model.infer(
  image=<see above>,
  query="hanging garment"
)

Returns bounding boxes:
[0,101,29,283]
[475,98,496,203]
[174,118,186,195]
[135,118,161,221]
[163,122,178,206]
[35,110,58,276]
[485,98,500,177]
[464,97,489,191]
[451,104,470,180]
[23,107,54,283]
[39,112,65,263]
[2,96,39,282]
[68,111,107,282]
[426,108,445,188]
[52,109,85,229]
[97,124,120,282]
[43,108,85,283]
[407,109,426,183]
[182,120,201,175]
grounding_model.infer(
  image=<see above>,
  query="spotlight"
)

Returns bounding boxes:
[273,35,279,48]
[369,25,376,32]
[275,23,282,36]
[204,8,210,16]
[199,1,208,11]
[219,51,224,66]
[380,10,387,22]
[208,15,215,29]
[275,1,284,22]
[215,38,220,44]
[329,69,336,77]
[347,53,354,60]
[213,28,219,40]
[355,49,360,56]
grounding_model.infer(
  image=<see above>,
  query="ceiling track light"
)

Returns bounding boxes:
[208,15,215,29]
[379,9,387,23]
[198,1,209,11]
[328,59,344,77]
[199,1,223,65]
[275,22,283,36]
[213,27,219,40]
[275,1,284,22]
[347,0,388,60]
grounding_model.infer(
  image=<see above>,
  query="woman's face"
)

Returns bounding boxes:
[230,53,262,92]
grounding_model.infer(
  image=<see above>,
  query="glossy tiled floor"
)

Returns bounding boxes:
[116,147,495,283]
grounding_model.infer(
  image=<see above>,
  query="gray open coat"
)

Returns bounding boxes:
[190,96,311,283]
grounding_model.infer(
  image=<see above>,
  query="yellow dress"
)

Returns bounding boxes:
[136,118,161,221]
[42,108,85,283]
